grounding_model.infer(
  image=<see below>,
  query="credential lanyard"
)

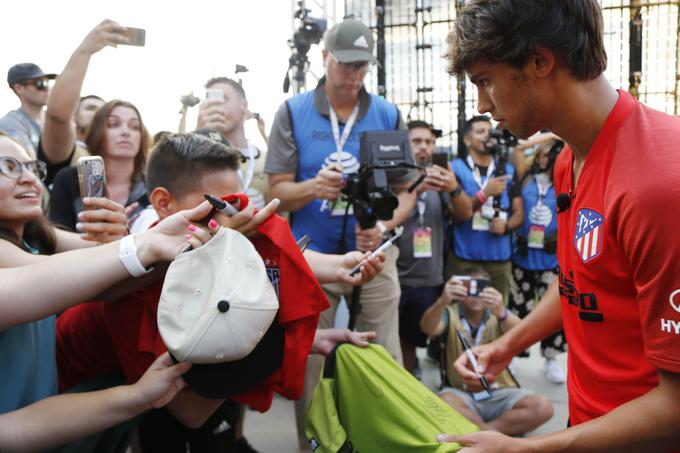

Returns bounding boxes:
[329,103,360,155]
[461,316,487,347]
[238,142,257,190]
[417,192,427,227]
[535,174,552,205]
[466,155,495,191]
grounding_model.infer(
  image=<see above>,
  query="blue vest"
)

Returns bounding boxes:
[511,174,559,270]
[287,90,399,253]
[450,158,514,261]
[0,315,57,413]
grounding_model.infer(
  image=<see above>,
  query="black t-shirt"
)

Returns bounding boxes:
[37,139,76,190]
[49,166,80,231]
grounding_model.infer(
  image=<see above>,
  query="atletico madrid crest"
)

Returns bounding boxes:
[574,208,604,263]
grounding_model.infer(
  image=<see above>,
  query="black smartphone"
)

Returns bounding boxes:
[119,27,146,46]
[432,152,449,169]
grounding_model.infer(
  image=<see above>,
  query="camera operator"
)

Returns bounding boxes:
[266,18,416,450]
[445,115,523,301]
[396,120,468,378]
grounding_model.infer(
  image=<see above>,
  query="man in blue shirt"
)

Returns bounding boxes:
[446,116,523,300]
[266,18,416,450]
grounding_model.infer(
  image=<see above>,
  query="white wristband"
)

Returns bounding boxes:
[118,234,153,277]
[376,221,388,236]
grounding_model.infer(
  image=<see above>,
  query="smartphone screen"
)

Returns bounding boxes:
[119,27,146,46]
[432,152,449,169]
[77,156,106,203]
[206,89,225,101]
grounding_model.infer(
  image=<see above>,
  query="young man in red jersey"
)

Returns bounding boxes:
[437,1,680,452]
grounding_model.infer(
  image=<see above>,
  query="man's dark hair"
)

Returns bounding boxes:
[465,115,491,135]
[461,266,491,280]
[79,94,104,104]
[146,133,240,199]
[448,0,607,80]
[407,120,433,131]
[204,77,246,99]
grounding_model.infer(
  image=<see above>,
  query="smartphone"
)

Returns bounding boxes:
[432,152,449,169]
[119,27,146,46]
[77,156,106,203]
[206,89,225,101]
[453,275,491,296]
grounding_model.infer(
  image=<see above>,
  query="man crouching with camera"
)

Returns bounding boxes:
[265,18,416,450]
[420,268,553,436]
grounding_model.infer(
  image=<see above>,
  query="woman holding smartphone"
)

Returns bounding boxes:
[0,130,217,427]
[49,99,149,232]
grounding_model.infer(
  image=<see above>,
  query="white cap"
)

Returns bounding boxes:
[157,227,279,364]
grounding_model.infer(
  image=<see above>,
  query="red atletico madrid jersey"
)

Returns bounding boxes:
[554,91,680,426]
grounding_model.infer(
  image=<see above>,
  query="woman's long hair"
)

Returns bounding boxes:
[85,99,150,184]
[0,133,56,254]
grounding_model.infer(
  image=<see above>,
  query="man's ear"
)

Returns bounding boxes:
[529,47,557,79]
[149,187,177,218]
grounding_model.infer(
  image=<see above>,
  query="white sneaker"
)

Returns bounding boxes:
[543,358,566,384]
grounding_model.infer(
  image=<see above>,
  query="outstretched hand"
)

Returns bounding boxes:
[136,200,217,264]
[310,328,377,356]
[336,250,386,285]
[214,198,280,237]
[77,19,130,55]
[131,352,192,410]
[437,431,522,453]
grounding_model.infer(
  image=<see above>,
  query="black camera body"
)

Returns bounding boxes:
[341,130,417,229]
[484,128,518,215]
[485,128,518,158]
[292,4,327,56]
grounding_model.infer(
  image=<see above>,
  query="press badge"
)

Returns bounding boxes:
[528,225,545,249]
[413,227,433,258]
[472,211,490,231]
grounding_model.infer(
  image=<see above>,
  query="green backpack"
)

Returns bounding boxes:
[306,344,479,452]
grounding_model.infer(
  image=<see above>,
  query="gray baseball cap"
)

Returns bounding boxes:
[324,19,376,63]
[7,63,56,88]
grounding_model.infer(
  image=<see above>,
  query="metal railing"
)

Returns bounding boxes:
[345,0,680,152]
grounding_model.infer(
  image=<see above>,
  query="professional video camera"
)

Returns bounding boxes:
[340,130,420,229]
[283,1,327,93]
[484,127,518,158]
[483,128,518,217]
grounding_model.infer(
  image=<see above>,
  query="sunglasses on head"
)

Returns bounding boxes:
[0,156,47,181]
[23,79,50,91]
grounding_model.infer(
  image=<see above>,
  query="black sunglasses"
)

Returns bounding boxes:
[0,156,47,181]
[23,79,50,91]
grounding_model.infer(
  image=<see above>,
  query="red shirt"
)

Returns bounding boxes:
[554,91,680,425]
[58,198,329,412]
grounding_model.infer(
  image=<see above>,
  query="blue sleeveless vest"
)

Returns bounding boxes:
[450,157,514,261]
[287,90,399,253]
